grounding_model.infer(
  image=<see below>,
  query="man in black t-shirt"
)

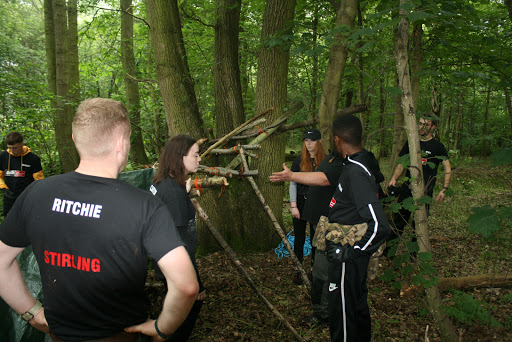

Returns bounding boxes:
[270,139,385,328]
[0,131,44,217]
[0,98,198,341]
[326,115,390,342]
[387,113,452,248]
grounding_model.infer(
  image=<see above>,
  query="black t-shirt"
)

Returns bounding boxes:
[0,172,183,341]
[290,156,313,197]
[0,149,43,197]
[328,150,390,255]
[149,178,204,292]
[301,152,344,225]
[399,139,448,194]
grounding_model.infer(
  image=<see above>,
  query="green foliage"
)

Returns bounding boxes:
[466,205,507,240]
[490,147,512,166]
[444,290,503,327]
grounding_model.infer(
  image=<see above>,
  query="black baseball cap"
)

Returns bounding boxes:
[303,129,321,141]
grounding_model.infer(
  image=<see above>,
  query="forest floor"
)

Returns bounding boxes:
[148,159,512,341]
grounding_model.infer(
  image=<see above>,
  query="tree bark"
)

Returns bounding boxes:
[121,0,149,166]
[482,85,491,157]
[401,274,512,298]
[53,0,79,172]
[453,90,463,151]
[250,0,297,249]
[504,87,512,137]
[317,0,359,153]
[146,0,204,138]
[214,0,244,136]
[394,3,458,341]
[388,71,406,180]
[411,22,423,111]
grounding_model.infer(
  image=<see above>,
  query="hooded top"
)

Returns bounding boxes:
[0,145,44,197]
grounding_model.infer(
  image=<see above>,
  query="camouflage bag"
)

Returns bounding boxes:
[313,216,368,251]
[312,216,330,251]
[325,222,368,247]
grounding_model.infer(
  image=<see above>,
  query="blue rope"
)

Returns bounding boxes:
[274,230,312,259]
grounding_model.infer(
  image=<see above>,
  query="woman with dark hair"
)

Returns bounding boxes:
[290,129,326,284]
[150,134,205,341]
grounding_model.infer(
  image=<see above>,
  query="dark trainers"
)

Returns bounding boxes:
[302,315,328,325]
[293,271,303,285]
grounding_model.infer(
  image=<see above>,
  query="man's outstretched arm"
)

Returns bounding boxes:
[269,163,330,186]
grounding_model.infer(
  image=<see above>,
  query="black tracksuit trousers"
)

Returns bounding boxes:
[328,254,371,342]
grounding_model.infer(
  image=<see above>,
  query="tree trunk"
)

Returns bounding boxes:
[411,22,423,111]
[388,71,406,180]
[453,90,463,151]
[481,85,491,157]
[309,4,319,116]
[146,0,205,138]
[394,3,458,341]
[504,86,512,137]
[53,0,79,172]
[121,0,149,166]
[378,77,386,159]
[214,0,244,136]
[44,0,56,107]
[317,0,359,153]
[248,0,297,250]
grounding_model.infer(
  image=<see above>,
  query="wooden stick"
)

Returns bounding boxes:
[200,107,274,159]
[401,274,512,298]
[197,165,258,178]
[191,199,305,342]
[239,148,311,291]
[225,102,304,170]
[191,176,229,188]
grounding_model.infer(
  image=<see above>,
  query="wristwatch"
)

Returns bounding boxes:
[21,300,43,322]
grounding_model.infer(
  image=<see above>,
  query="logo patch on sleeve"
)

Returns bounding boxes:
[329,197,336,208]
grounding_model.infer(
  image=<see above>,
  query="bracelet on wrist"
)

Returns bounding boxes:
[154,319,170,340]
[443,187,449,190]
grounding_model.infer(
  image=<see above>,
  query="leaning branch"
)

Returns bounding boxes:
[239,148,311,290]
[191,199,305,342]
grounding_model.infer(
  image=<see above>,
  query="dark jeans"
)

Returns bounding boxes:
[293,195,315,263]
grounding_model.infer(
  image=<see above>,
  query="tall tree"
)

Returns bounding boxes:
[145,0,205,138]
[317,0,359,152]
[121,0,149,165]
[50,0,79,172]
[394,1,458,340]
[214,0,244,136]
[250,0,297,248]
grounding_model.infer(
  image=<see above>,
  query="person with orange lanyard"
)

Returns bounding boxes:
[0,132,44,217]
[150,134,206,341]
[289,129,326,284]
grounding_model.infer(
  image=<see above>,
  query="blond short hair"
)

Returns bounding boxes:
[72,98,131,158]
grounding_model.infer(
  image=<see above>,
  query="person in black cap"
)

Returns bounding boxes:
[289,129,326,284]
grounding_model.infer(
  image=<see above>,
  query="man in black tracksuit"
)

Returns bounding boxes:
[326,115,390,342]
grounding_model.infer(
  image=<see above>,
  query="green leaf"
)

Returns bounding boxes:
[417,252,433,262]
[466,206,502,239]
[417,195,432,206]
[384,86,403,97]
[388,202,402,213]
[397,154,411,168]
[402,197,418,213]
[497,207,512,220]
